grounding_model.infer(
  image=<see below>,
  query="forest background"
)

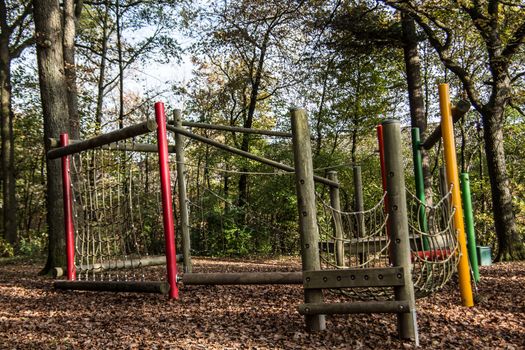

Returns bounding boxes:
[0,0,524,272]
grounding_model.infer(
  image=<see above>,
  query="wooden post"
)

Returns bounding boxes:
[353,166,367,265]
[291,108,326,332]
[327,171,344,267]
[353,166,365,237]
[382,119,417,341]
[174,109,192,273]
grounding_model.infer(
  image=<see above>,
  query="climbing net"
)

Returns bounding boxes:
[317,192,390,269]
[316,186,460,299]
[70,139,168,281]
[406,186,459,297]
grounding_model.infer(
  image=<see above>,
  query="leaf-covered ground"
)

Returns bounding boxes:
[0,258,523,349]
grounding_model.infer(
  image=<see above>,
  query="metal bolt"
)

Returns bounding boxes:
[336,276,341,281]
[351,275,355,280]
[397,273,403,279]
[306,277,310,282]
[323,277,328,282]
[364,275,369,280]
[378,274,383,280]
[392,205,398,211]
[300,179,305,184]
[305,244,310,249]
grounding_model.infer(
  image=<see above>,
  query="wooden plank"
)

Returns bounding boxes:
[297,301,410,315]
[303,267,406,289]
[180,121,295,138]
[53,280,170,294]
[181,272,303,285]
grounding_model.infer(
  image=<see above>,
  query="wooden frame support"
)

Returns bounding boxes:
[303,267,406,289]
[166,124,338,188]
[382,119,418,341]
[298,301,410,315]
[54,280,170,294]
[291,108,326,332]
[174,109,192,273]
[48,120,157,159]
[49,138,176,153]
[181,272,303,285]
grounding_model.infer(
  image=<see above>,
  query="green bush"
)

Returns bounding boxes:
[0,238,14,258]
[18,230,47,257]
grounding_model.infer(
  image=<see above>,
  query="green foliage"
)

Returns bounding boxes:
[0,238,14,258]
[17,230,47,257]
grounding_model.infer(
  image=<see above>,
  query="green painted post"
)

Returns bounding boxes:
[411,128,430,251]
[460,173,480,282]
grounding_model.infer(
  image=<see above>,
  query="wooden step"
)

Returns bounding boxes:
[303,267,406,289]
[297,300,410,315]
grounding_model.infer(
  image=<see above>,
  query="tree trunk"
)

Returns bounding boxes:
[237,32,269,208]
[482,89,524,261]
[95,0,110,132]
[33,0,71,273]
[63,0,81,139]
[401,13,432,201]
[0,32,17,247]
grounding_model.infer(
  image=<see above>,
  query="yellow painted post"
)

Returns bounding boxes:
[438,84,474,307]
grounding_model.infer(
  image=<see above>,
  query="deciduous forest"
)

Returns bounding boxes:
[0,0,524,348]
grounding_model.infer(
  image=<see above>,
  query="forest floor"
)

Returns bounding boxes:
[0,257,524,349]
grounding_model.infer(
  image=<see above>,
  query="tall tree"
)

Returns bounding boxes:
[382,0,525,260]
[192,0,306,207]
[33,0,71,273]
[0,0,34,248]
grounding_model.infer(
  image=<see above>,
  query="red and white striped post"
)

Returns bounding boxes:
[60,133,76,280]
[154,102,179,299]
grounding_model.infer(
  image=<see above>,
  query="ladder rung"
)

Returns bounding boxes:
[298,300,410,315]
[303,267,406,289]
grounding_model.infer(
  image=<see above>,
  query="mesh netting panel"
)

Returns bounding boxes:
[70,140,168,281]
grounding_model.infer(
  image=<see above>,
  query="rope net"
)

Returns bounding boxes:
[316,185,459,300]
[70,138,169,282]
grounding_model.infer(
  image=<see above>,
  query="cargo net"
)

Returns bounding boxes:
[406,186,459,297]
[317,192,393,300]
[70,139,168,282]
[316,186,460,300]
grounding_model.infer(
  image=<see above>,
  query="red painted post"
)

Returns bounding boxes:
[60,133,76,281]
[154,102,179,299]
[377,125,388,213]
[377,124,393,261]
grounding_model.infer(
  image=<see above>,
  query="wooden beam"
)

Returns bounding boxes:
[303,267,406,289]
[421,100,471,150]
[166,124,339,188]
[181,272,303,285]
[48,137,176,153]
[53,280,170,294]
[298,301,410,315]
[179,121,295,138]
[47,120,157,159]
[53,254,184,278]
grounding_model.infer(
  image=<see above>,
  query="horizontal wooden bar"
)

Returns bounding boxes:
[421,100,471,150]
[48,137,176,153]
[298,300,410,315]
[53,280,170,294]
[181,272,303,285]
[53,254,184,278]
[47,120,158,159]
[166,125,339,188]
[303,267,405,289]
[179,121,294,138]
